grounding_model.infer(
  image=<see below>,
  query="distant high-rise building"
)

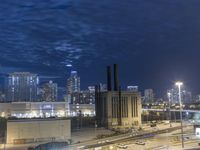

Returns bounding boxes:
[195,94,200,102]
[144,89,154,103]
[7,72,39,102]
[88,86,95,92]
[127,86,138,92]
[57,87,66,101]
[69,86,95,104]
[0,91,6,102]
[88,86,95,104]
[41,80,58,102]
[99,83,107,91]
[167,88,192,104]
[67,71,80,94]
[167,89,178,104]
[182,90,192,103]
[67,71,80,104]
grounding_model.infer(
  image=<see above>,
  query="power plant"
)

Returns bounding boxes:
[95,64,142,128]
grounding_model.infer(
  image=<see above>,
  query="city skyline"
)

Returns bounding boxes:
[0,70,197,100]
[0,68,197,104]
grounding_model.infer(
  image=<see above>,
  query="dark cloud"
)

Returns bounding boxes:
[0,0,200,96]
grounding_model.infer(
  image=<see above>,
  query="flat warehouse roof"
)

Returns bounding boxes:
[7,118,71,122]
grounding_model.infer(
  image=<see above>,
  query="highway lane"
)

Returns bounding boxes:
[65,123,183,150]
[83,125,182,149]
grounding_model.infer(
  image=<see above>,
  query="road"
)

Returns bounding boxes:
[65,122,200,150]
[66,123,183,150]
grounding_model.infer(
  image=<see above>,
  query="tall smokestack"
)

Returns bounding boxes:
[107,66,112,91]
[118,86,122,126]
[114,64,119,91]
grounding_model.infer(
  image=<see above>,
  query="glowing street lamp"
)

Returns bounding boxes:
[175,81,184,148]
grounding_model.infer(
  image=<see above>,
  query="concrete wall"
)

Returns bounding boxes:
[7,118,71,144]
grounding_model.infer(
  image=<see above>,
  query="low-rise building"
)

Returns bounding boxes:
[0,102,95,118]
[7,118,71,144]
[95,64,142,128]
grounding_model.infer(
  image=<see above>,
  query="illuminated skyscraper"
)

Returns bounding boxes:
[7,72,39,102]
[67,71,80,94]
[67,71,80,104]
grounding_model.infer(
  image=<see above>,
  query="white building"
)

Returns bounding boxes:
[0,102,95,118]
[96,91,142,128]
[7,118,71,144]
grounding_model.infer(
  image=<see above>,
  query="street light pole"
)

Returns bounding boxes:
[95,120,97,138]
[167,92,172,127]
[175,81,184,148]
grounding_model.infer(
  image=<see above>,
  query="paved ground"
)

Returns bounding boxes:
[68,122,200,150]
[123,127,195,150]
[71,128,114,143]
[0,122,198,150]
[0,127,114,150]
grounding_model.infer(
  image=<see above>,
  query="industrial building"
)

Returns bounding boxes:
[95,64,142,128]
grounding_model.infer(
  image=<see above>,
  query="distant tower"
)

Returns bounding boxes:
[67,71,80,94]
[144,89,154,103]
[7,72,39,102]
[41,80,58,102]
[167,89,178,104]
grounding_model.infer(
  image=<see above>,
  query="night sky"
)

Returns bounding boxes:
[0,0,200,97]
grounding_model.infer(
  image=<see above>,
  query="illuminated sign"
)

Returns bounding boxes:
[42,104,52,109]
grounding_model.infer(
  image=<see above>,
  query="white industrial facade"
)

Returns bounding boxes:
[7,118,71,144]
[96,91,142,128]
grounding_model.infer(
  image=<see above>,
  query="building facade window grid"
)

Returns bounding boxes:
[131,96,138,117]
[134,97,136,117]
[135,97,138,117]
[112,97,119,118]
[121,96,128,118]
